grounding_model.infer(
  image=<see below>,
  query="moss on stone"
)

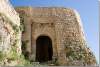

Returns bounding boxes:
[0,36,2,43]
[0,51,5,61]
[21,40,29,60]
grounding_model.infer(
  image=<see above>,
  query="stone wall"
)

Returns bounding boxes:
[62,9,97,65]
[0,0,22,66]
[0,0,20,26]
[16,7,97,66]
[2,0,96,66]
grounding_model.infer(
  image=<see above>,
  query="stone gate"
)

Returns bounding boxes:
[15,7,97,65]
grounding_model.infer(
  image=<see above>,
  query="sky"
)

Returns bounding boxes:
[9,0,99,63]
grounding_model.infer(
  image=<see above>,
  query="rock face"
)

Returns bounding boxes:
[15,7,97,66]
[0,0,22,66]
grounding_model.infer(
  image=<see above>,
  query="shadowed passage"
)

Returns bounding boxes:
[36,36,53,63]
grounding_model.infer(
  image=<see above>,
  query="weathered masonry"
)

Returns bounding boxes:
[0,0,22,66]
[0,0,97,66]
[16,7,97,65]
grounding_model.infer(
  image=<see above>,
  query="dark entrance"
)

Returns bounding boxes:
[36,36,53,62]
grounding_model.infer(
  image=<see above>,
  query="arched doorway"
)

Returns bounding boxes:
[36,36,53,63]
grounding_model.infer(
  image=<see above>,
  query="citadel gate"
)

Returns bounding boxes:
[36,36,53,62]
[15,7,97,65]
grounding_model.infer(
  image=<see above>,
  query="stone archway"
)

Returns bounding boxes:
[36,36,53,63]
